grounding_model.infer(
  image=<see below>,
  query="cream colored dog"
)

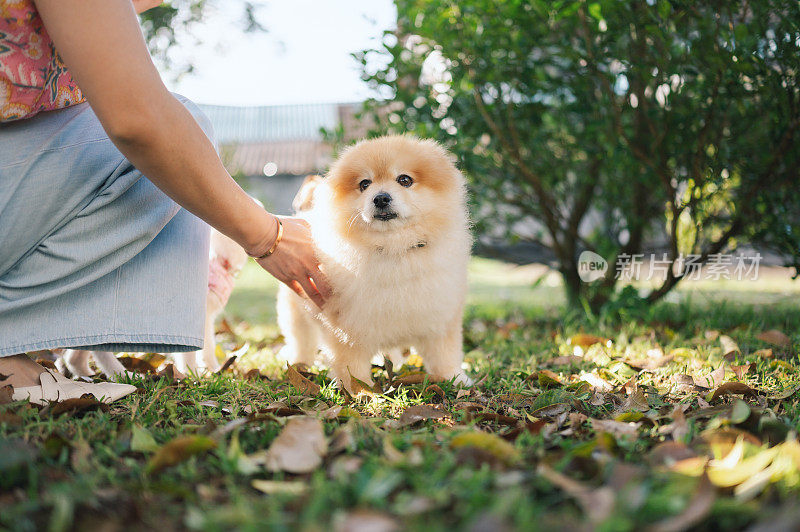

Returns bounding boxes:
[277,136,472,392]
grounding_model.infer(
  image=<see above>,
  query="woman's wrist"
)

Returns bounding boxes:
[243,211,280,258]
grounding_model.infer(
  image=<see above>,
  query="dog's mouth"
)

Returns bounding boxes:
[373,212,398,221]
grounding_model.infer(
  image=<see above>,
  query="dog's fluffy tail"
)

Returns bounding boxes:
[292,174,324,213]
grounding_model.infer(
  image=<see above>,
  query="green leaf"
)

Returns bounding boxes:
[131,425,159,453]
[730,400,750,424]
[587,3,602,21]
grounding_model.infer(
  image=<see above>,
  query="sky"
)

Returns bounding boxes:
[163,0,396,106]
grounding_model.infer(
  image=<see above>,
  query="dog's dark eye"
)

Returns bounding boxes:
[359,179,372,192]
[397,174,413,187]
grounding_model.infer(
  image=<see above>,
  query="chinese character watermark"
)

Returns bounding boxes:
[577,252,762,282]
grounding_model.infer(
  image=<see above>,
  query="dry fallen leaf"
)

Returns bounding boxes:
[694,368,726,389]
[569,334,610,349]
[753,348,774,359]
[719,335,740,357]
[146,435,217,474]
[118,356,157,374]
[591,418,640,438]
[450,431,520,465]
[710,382,758,401]
[730,363,754,379]
[264,417,327,474]
[0,385,13,405]
[50,394,110,416]
[533,369,563,388]
[581,373,615,392]
[756,329,792,348]
[649,441,697,466]
[286,365,321,395]
[394,371,439,386]
[623,388,650,412]
[251,479,308,496]
[398,405,447,426]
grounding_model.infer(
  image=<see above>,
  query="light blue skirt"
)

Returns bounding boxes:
[0,96,212,356]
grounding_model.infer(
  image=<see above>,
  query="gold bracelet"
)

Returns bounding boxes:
[250,218,283,259]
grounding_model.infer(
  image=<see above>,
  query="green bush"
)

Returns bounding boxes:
[357,0,800,310]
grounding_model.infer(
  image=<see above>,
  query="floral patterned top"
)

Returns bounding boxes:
[0,0,84,122]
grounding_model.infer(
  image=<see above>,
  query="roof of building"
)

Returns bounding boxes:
[198,102,369,176]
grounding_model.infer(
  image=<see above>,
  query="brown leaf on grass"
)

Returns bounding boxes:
[450,431,520,465]
[530,369,562,388]
[770,384,800,400]
[424,384,445,401]
[243,368,270,381]
[35,358,58,371]
[264,417,327,474]
[730,363,754,379]
[394,371,441,386]
[649,474,715,532]
[334,510,399,532]
[537,464,615,524]
[0,385,13,405]
[146,435,217,474]
[473,412,519,427]
[581,373,615,392]
[118,356,157,374]
[251,479,308,496]
[531,403,569,418]
[216,356,237,374]
[753,348,774,359]
[719,335,740,357]
[710,382,758,401]
[50,394,110,416]
[591,418,640,437]
[623,388,650,412]
[757,329,792,348]
[157,363,186,380]
[217,317,235,335]
[569,334,610,349]
[398,405,447,426]
[694,368,726,389]
[286,364,321,395]
[626,353,674,371]
[253,401,304,418]
[649,442,698,466]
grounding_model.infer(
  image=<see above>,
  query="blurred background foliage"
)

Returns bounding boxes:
[355,0,800,311]
[138,0,265,77]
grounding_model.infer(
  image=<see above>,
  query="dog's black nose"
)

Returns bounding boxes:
[373,192,392,208]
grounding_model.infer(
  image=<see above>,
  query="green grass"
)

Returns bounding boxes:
[2,259,800,531]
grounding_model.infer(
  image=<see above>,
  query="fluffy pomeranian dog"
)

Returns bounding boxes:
[277,135,472,392]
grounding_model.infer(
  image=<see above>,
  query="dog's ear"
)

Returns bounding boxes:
[293,174,324,213]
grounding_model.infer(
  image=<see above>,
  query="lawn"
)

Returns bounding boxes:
[2,259,800,531]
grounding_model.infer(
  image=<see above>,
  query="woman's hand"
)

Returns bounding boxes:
[132,0,161,13]
[255,216,332,309]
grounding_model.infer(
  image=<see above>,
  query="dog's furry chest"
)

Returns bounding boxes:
[320,245,466,348]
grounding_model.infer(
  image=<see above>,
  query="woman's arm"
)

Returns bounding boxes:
[33,0,330,307]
